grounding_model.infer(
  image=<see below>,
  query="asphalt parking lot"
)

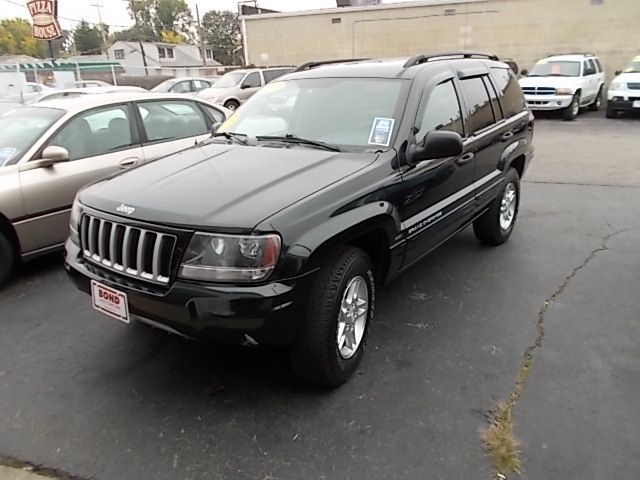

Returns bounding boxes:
[1,110,639,480]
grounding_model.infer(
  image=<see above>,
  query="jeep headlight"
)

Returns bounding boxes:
[555,88,573,96]
[179,233,281,282]
[69,195,81,245]
[609,82,624,91]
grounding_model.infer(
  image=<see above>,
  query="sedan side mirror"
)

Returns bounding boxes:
[240,82,252,89]
[211,122,222,135]
[19,146,69,172]
[520,69,528,76]
[409,130,463,164]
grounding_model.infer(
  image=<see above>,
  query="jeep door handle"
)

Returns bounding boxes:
[119,157,139,168]
[456,152,475,165]
[501,131,514,142]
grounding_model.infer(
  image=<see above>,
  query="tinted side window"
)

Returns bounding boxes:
[584,60,596,76]
[138,100,208,142]
[416,80,464,140]
[594,58,603,72]
[243,72,262,88]
[490,68,526,118]
[263,69,291,84]
[50,105,133,161]
[460,76,495,134]
[483,76,503,120]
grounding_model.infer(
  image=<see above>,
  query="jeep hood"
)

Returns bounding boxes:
[80,143,374,230]
[519,76,581,89]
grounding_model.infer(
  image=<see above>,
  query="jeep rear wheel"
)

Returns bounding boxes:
[563,92,580,121]
[473,168,520,246]
[0,232,14,287]
[290,247,375,387]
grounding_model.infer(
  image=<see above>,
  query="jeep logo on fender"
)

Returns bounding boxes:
[27,0,62,41]
[116,203,136,216]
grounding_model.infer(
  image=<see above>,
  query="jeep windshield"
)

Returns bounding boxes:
[218,77,406,150]
[0,106,64,167]
[623,60,640,73]
[528,61,581,77]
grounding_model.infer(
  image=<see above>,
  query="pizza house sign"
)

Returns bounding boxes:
[27,0,62,40]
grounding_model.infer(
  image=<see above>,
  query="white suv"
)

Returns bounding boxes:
[606,55,640,118]
[519,54,605,120]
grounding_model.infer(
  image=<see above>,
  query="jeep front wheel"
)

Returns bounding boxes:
[589,86,603,111]
[563,92,580,121]
[290,247,375,387]
[473,168,520,246]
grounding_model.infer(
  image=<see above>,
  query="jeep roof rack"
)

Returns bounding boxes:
[403,51,499,69]
[292,58,370,73]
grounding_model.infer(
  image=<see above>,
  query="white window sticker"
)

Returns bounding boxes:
[368,117,395,147]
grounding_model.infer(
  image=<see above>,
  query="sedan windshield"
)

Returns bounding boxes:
[213,71,245,88]
[624,60,640,73]
[151,80,177,92]
[219,77,405,149]
[529,61,581,77]
[0,107,64,166]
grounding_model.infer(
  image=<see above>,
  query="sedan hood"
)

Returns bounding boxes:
[80,143,374,230]
[612,71,640,84]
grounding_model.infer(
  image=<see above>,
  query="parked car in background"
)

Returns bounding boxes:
[519,53,605,120]
[151,77,216,94]
[68,80,112,88]
[30,86,147,103]
[197,67,293,110]
[607,55,640,118]
[65,53,533,386]
[4,82,55,104]
[0,93,229,286]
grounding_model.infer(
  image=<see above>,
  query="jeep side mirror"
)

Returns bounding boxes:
[615,70,622,76]
[520,69,528,76]
[409,130,463,164]
[19,146,69,172]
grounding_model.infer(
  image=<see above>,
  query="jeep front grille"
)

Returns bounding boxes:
[80,214,176,284]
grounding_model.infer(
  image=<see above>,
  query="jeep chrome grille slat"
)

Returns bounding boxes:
[80,214,176,285]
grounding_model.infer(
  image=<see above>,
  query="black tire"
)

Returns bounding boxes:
[562,92,580,121]
[606,105,618,119]
[0,232,15,287]
[589,86,603,111]
[473,168,521,246]
[224,100,240,111]
[290,247,375,387]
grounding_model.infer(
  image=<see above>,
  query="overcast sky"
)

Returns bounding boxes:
[0,0,413,31]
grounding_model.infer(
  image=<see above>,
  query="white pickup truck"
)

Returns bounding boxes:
[519,54,605,121]
[607,55,640,118]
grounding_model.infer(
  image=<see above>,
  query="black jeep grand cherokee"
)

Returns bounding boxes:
[66,53,534,386]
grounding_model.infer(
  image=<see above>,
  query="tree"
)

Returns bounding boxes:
[73,20,103,55]
[201,10,242,65]
[154,0,193,41]
[160,30,184,44]
[122,0,192,42]
[0,18,50,58]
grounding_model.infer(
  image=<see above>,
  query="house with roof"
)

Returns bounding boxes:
[107,41,220,76]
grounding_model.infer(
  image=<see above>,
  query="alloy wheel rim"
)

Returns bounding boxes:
[596,94,602,108]
[336,276,369,360]
[573,96,580,116]
[500,182,517,231]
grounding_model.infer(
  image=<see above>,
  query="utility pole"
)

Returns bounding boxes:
[123,0,148,75]
[196,4,206,67]
[91,2,109,59]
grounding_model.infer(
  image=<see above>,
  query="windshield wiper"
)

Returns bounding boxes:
[256,134,341,152]
[212,131,250,146]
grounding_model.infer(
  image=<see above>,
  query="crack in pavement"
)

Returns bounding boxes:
[481,223,639,479]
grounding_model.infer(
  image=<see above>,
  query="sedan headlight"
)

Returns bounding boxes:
[609,82,624,91]
[555,88,573,96]
[69,195,81,245]
[179,233,281,283]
